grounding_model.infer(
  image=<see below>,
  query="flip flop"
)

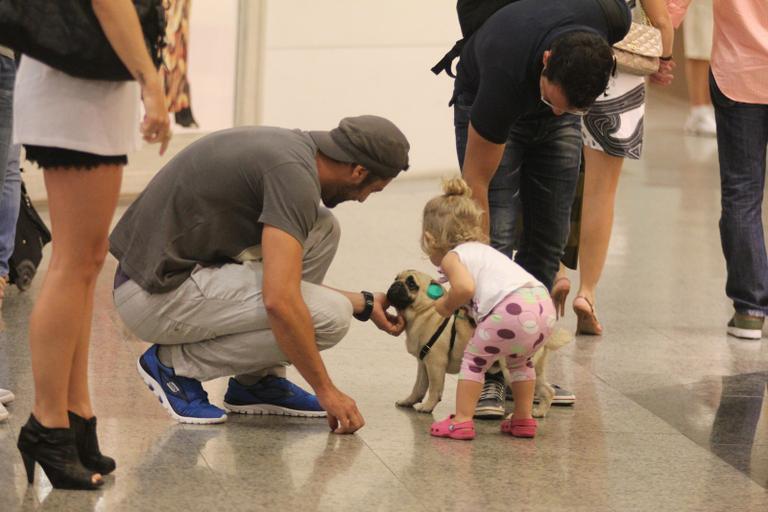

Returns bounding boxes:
[430,415,476,440]
[551,276,571,319]
[573,295,602,335]
[500,417,538,438]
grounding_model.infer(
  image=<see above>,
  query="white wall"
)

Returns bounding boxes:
[184,0,239,132]
[24,0,461,201]
[258,0,461,176]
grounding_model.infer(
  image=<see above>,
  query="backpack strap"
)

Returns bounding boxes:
[431,39,465,77]
[594,0,632,44]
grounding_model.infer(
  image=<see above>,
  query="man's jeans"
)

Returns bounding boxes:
[454,92,582,290]
[710,72,768,317]
[113,208,353,381]
[0,54,20,278]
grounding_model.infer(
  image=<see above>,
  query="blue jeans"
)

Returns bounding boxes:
[0,54,20,278]
[454,92,582,289]
[710,72,768,317]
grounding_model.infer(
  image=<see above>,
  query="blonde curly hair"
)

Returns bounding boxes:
[421,177,488,258]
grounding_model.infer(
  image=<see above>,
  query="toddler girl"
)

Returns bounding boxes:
[422,178,556,440]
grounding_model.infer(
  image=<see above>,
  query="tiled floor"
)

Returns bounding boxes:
[1,90,767,511]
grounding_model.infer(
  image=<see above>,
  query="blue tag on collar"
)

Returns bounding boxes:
[427,283,444,300]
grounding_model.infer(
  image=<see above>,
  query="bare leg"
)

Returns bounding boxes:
[686,58,712,107]
[576,147,624,306]
[67,290,97,419]
[29,165,122,428]
[454,379,483,423]
[510,380,535,420]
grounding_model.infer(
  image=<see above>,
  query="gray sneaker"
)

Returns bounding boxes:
[727,313,764,340]
[474,372,505,419]
[505,383,576,406]
[550,385,575,406]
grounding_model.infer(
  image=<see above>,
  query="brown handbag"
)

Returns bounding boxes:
[612,5,662,76]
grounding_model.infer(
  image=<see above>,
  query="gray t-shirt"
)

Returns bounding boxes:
[109,126,321,293]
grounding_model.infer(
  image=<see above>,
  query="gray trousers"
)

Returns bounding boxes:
[113,208,353,381]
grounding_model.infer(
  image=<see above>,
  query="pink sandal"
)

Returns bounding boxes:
[500,417,538,438]
[430,415,476,440]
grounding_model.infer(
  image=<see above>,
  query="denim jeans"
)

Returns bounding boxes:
[0,54,20,278]
[454,92,582,290]
[710,72,768,317]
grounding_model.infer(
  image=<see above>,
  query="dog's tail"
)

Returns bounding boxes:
[544,327,572,351]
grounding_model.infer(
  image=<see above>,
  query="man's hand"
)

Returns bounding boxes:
[371,292,405,336]
[317,386,365,434]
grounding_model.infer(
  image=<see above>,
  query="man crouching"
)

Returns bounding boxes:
[109,116,409,433]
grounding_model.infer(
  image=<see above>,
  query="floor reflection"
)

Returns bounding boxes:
[629,371,768,488]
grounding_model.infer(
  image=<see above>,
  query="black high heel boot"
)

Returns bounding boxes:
[17,414,103,490]
[68,411,116,475]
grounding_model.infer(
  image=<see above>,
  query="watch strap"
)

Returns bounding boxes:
[353,291,374,322]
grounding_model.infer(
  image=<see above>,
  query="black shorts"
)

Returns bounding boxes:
[24,145,128,170]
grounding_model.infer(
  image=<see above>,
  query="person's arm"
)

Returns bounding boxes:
[641,0,676,86]
[325,287,405,336]
[434,252,475,317]
[261,225,364,434]
[462,122,506,236]
[91,0,171,154]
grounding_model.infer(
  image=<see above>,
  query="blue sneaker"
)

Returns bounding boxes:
[137,345,227,424]
[223,376,326,417]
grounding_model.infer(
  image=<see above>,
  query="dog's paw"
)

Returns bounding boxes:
[532,403,550,418]
[395,399,417,408]
[413,402,436,414]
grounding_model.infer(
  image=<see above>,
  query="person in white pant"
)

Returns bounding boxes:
[683,0,716,135]
[0,388,14,421]
[110,115,411,433]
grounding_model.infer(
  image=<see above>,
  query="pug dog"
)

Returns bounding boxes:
[386,269,475,413]
[527,326,571,418]
[387,269,572,417]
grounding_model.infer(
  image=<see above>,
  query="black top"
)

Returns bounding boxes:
[455,0,630,144]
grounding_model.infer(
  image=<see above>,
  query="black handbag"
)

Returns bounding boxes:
[8,173,52,291]
[0,0,166,81]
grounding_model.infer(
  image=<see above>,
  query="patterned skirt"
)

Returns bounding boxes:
[581,72,646,160]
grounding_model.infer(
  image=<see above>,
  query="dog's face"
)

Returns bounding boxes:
[386,270,441,313]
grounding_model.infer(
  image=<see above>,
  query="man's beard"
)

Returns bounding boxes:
[321,192,343,209]
[321,183,363,209]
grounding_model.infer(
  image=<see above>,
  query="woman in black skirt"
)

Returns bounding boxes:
[13,0,171,489]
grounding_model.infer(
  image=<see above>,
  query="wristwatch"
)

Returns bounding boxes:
[353,291,374,322]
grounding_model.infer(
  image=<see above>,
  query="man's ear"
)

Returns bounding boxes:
[351,164,369,184]
[542,50,551,68]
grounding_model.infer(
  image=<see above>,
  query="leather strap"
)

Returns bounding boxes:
[419,312,459,360]
[431,40,464,77]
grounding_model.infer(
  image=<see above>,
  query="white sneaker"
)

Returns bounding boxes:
[0,402,7,422]
[685,107,717,137]
[0,388,15,404]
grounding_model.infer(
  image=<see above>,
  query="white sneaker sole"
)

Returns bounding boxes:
[136,358,227,425]
[473,405,505,419]
[727,326,762,340]
[223,402,326,418]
